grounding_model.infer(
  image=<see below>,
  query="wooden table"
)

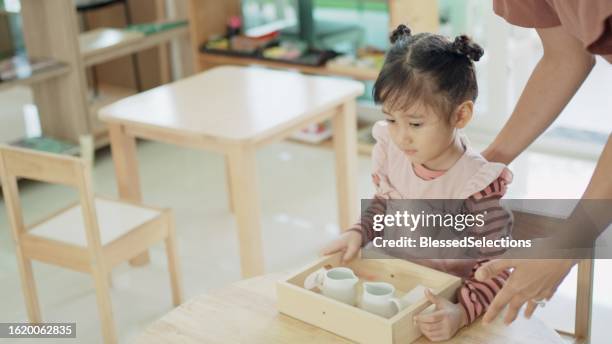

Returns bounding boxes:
[99,66,364,277]
[136,274,565,343]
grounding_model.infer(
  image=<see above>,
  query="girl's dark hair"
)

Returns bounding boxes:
[373,24,484,119]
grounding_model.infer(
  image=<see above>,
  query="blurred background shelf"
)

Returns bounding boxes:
[10,0,192,147]
[0,56,69,92]
[79,27,144,65]
[199,51,379,81]
[87,83,138,143]
[80,24,188,67]
[288,120,375,156]
[189,0,438,78]
[357,124,375,155]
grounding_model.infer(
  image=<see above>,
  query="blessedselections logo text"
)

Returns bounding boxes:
[372,236,532,249]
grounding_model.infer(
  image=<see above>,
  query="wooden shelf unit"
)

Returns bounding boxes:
[79,28,144,64]
[286,120,375,156]
[20,0,91,143]
[188,0,439,75]
[88,83,138,136]
[18,0,190,146]
[0,61,70,92]
[80,25,189,67]
[288,136,374,156]
[199,52,379,81]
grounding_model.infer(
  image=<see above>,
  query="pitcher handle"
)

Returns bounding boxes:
[303,267,327,290]
[390,297,410,316]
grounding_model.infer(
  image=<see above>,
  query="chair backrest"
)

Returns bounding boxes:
[0,145,102,249]
[513,210,593,342]
[0,144,84,187]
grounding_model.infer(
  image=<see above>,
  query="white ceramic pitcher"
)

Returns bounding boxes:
[360,282,407,318]
[361,283,428,318]
[304,267,359,306]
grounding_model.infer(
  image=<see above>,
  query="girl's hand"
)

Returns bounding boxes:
[414,289,468,342]
[320,230,362,264]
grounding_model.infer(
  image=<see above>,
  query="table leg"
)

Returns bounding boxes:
[226,145,264,278]
[225,156,234,212]
[332,100,359,231]
[108,123,150,266]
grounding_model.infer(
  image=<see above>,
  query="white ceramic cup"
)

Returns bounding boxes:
[304,267,359,305]
[361,282,406,318]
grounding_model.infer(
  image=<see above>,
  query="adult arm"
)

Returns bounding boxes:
[482,26,596,164]
[476,26,612,325]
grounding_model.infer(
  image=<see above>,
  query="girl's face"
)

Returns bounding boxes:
[383,103,458,167]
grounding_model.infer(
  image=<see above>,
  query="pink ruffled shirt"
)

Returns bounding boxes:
[349,122,513,324]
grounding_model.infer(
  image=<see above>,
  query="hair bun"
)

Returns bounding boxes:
[390,24,411,44]
[452,35,484,62]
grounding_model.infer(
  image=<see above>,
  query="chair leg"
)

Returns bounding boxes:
[165,212,183,307]
[15,247,41,323]
[225,156,235,213]
[91,263,117,344]
[107,272,113,289]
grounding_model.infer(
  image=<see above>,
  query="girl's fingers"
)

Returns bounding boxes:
[424,288,445,309]
[421,329,447,342]
[320,239,345,256]
[342,249,356,263]
[415,311,445,324]
[342,241,360,263]
[419,322,442,332]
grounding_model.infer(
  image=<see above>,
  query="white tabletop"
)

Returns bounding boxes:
[99,66,364,142]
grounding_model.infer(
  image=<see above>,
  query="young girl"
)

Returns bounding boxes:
[322,25,513,342]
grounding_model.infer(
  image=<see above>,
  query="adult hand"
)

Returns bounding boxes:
[475,259,578,324]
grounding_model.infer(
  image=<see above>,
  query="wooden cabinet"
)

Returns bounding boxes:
[17,0,190,146]
[20,0,90,142]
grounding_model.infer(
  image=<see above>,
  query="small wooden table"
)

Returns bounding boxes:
[99,66,364,277]
[136,274,565,343]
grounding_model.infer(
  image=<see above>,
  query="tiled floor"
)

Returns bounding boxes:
[0,137,610,343]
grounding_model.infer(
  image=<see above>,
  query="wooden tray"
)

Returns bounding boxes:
[277,253,462,343]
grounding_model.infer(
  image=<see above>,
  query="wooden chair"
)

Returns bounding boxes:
[514,211,594,344]
[560,259,593,344]
[0,145,182,344]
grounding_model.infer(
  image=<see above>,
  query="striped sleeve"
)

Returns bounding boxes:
[457,260,510,324]
[458,175,513,324]
[471,172,509,200]
[464,176,513,257]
